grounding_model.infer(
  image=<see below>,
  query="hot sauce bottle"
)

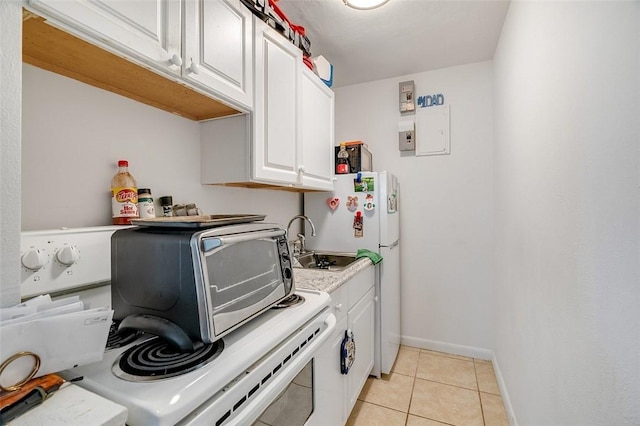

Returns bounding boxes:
[336,143,350,174]
[111,160,139,225]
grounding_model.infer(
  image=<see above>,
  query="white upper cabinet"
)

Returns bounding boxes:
[299,67,335,190]
[183,0,253,109]
[201,17,336,191]
[26,0,182,75]
[26,0,253,111]
[252,17,301,185]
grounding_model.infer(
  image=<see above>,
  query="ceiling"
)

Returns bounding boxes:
[277,0,511,87]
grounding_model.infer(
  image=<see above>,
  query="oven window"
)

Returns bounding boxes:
[205,238,283,309]
[252,360,314,426]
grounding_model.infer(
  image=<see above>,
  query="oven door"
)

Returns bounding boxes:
[251,360,314,425]
[225,311,337,426]
[178,309,336,426]
[198,229,293,336]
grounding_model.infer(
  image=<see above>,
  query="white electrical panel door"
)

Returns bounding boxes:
[415,104,450,156]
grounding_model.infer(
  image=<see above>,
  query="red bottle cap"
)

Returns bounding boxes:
[118,160,129,167]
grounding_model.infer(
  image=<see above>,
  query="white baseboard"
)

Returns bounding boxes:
[400,335,493,360]
[400,335,518,426]
[491,353,519,426]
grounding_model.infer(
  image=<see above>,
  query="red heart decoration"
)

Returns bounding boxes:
[327,197,340,210]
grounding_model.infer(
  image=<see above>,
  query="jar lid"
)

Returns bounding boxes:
[118,160,129,167]
[158,196,173,205]
[138,188,151,195]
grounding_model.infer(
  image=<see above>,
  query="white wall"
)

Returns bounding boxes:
[334,61,494,354]
[21,65,300,231]
[493,1,640,424]
[0,1,22,308]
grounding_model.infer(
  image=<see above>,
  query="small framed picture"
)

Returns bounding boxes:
[354,177,374,192]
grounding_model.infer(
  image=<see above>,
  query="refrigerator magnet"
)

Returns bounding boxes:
[388,193,398,213]
[346,196,358,212]
[327,197,340,210]
[354,177,374,193]
[353,211,363,238]
[364,194,375,211]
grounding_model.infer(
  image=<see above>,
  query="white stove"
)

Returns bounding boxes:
[20,227,335,426]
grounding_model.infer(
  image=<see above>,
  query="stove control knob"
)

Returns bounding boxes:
[56,245,80,266]
[21,249,47,271]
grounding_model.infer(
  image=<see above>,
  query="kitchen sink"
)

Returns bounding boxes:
[294,252,357,272]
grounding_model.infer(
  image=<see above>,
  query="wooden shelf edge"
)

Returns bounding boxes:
[206,182,326,193]
[22,12,241,121]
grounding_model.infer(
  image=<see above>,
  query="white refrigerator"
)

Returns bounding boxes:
[304,171,400,377]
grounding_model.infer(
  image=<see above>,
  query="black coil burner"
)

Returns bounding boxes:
[272,293,305,309]
[113,337,224,381]
[106,321,144,350]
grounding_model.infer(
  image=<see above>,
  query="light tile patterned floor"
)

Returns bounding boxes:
[346,345,509,426]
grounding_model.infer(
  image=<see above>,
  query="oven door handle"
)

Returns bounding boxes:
[201,229,286,253]
[225,313,337,426]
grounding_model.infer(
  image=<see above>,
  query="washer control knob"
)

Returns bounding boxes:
[56,245,80,266]
[21,249,47,271]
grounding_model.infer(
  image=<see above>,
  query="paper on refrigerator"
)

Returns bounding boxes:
[0,296,112,389]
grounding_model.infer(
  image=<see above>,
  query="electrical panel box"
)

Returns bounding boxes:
[415,105,450,156]
[399,81,415,113]
[399,121,415,151]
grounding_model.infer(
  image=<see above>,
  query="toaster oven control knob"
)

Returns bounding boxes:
[283,267,292,280]
[21,249,47,271]
[56,245,80,266]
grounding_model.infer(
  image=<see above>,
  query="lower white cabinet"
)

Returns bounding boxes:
[313,315,348,426]
[311,265,375,426]
[346,286,375,413]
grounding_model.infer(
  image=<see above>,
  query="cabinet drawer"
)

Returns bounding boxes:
[329,284,348,323]
[347,265,375,310]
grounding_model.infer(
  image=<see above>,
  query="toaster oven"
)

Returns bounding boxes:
[110,222,294,350]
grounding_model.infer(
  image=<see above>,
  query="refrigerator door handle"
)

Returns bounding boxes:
[380,240,399,249]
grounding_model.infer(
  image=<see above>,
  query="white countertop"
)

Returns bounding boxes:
[293,258,373,293]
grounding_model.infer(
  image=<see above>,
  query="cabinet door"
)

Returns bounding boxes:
[252,18,301,185]
[183,0,253,109]
[310,317,347,426]
[27,0,181,75]
[299,67,335,190]
[346,287,375,414]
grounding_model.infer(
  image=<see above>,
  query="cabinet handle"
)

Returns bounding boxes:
[169,53,183,67]
[374,296,379,302]
[334,303,343,311]
[188,62,201,75]
[298,165,306,173]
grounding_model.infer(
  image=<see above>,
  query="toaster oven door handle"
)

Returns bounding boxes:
[201,230,285,253]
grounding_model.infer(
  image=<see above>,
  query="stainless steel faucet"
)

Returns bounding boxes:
[286,215,317,256]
